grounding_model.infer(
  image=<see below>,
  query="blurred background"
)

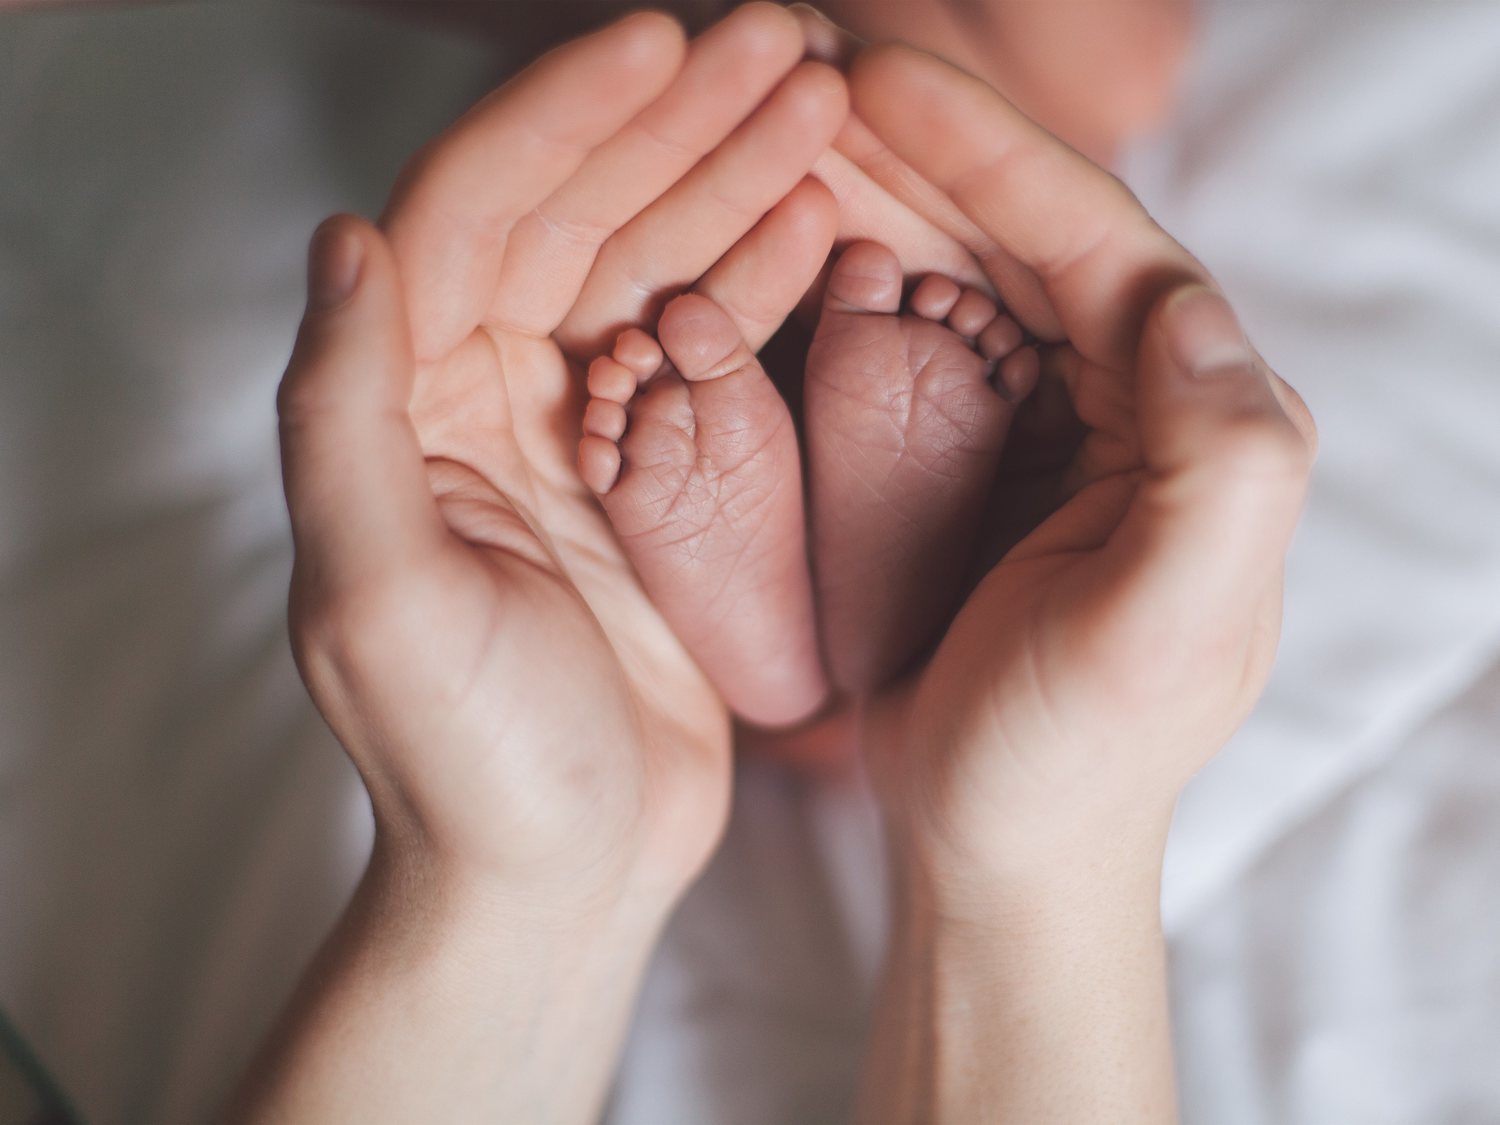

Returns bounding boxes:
[2,1,1498,1121]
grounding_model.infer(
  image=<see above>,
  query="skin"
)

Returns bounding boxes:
[811,0,1196,165]
[806,239,1035,694]
[355,0,1193,165]
[231,9,855,1121]
[231,7,1314,1123]
[839,45,1317,1124]
[580,237,1036,723]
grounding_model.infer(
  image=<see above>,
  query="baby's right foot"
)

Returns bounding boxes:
[579,293,829,729]
[806,241,1038,692]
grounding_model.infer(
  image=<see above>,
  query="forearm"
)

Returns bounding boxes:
[860,826,1177,1124]
[229,840,668,1125]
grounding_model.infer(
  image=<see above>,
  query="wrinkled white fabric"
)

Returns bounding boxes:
[1,2,1496,1123]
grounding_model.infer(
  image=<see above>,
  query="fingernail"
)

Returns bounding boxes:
[1164,285,1252,377]
[307,219,363,311]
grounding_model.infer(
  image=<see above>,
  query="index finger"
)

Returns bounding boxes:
[849,45,1208,368]
[382,11,688,362]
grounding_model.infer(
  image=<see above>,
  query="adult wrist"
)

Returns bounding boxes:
[863,805,1177,1125]
[360,827,681,960]
[888,806,1168,939]
[232,835,677,1125]
[877,753,1176,925]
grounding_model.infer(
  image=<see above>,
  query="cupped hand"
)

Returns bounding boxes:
[844,47,1317,882]
[277,7,849,915]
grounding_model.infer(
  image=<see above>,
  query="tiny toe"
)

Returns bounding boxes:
[910,275,962,321]
[579,434,622,495]
[587,356,637,404]
[998,345,1041,402]
[824,240,903,315]
[948,289,999,338]
[583,397,628,441]
[979,315,1025,361]
[657,293,757,383]
[614,328,665,378]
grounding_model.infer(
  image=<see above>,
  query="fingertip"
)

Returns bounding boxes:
[286,214,409,401]
[784,59,851,130]
[1272,373,1320,457]
[306,215,367,313]
[1138,285,1314,487]
[1158,284,1253,379]
[776,176,840,259]
[608,9,689,73]
[787,174,840,228]
[721,1,805,64]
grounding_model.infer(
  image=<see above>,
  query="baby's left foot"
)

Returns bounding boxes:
[579,294,829,729]
[806,241,1038,693]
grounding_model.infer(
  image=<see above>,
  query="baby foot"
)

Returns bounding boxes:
[806,240,1038,693]
[579,293,829,729]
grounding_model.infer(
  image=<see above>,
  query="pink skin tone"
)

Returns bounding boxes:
[582,294,828,727]
[805,0,1195,166]
[806,240,1038,692]
[238,2,1313,1120]
[233,11,880,1118]
[579,235,1040,726]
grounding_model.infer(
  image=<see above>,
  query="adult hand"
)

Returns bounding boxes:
[843,46,1316,1124]
[238,9,847,1122]
[850,42,1317,885]
[295,0,848,915]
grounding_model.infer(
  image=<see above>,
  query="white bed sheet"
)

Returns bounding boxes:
[0,9,502,1120]
[1,2,1497,1122]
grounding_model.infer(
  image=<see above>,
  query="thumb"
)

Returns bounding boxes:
[1104,284,1315,621]
[277,215,446,595]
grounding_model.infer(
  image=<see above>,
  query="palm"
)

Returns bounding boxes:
[394,323,728,890]
[879,333,1284,860]
[923,349,1142,735]
[348,6,874,885]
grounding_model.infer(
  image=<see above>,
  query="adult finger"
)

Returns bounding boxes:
[850,45,1206,368]
[810,145,990,294]
[383,11,688,362]
[277,216,447,594]
[788,3,863,69]
[827,112,1057,337]
[1103,285,1315,620]
[789,8,995,297]
[556,60,848,357]
[489,2,807,336]
[694,176,838,352]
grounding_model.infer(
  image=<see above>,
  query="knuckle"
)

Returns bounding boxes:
[529,203,617,252]
[633,112,705,164]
